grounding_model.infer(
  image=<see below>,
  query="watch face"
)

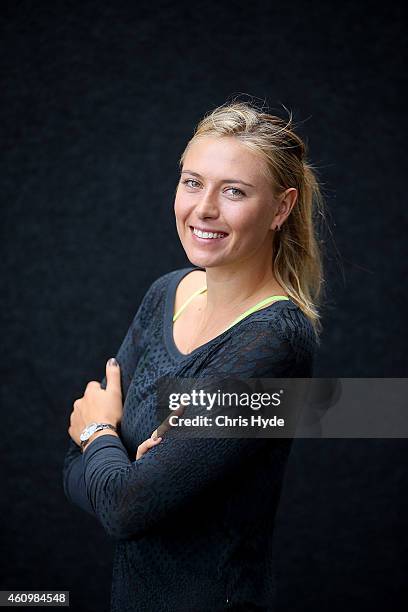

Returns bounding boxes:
[80,422,98,441]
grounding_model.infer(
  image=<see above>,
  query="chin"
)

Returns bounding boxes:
[185,252,210,268]
[185,250,230,270]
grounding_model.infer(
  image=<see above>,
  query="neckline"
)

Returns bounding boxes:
[163,266,293,360]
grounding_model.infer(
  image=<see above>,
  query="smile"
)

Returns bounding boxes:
[190,226,229,240]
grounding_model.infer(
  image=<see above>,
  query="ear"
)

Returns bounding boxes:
[269,188,298,230]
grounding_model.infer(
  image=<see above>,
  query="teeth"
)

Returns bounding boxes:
[193,227,226,239]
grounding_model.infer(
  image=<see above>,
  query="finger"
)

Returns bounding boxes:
[155,419,172,437]
[142,437,162,449]
[105,357,122,398]
[173,405,186,417]
[155,404,186,437]
[136,437,162,460]
[85,381,101,393]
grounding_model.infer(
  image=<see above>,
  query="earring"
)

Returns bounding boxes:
[275,224,281,232]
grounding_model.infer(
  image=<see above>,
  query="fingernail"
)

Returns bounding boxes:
[108,357,118,367]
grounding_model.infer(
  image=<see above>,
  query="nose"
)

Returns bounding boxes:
[195,188,220,220]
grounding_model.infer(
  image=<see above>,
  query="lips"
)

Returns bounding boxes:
[189,226,229,242]
[189,225,229,236]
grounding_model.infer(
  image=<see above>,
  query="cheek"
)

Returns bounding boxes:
[231,208,271,244]
[230,209,260,235]
[174,191,189,220]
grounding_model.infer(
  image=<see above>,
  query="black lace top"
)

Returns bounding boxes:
[62,266,317,612]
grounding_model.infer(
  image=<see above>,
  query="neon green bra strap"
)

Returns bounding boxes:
[173,285,290,329]
[224,293,290,331]
[173,285,208,322]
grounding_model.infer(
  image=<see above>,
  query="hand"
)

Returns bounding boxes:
[135,432,163,460]
[134,404,186,460]
[68,358,123,447]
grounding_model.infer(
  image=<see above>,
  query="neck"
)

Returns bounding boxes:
[199,248,283,321]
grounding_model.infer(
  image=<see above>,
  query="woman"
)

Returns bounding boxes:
[62,99,325,611]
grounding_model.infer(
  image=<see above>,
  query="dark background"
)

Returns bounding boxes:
[1,1,407,611]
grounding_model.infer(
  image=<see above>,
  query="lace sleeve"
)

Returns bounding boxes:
[61,274,166,516]
[80,312,316,539]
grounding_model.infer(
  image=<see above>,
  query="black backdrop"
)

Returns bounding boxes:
[2,2,407,611]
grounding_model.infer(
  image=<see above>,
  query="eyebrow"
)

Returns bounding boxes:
[180,170,255,188]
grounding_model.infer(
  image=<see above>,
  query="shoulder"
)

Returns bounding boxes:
[258,300,316,346]
[208,301,317,377]
[140,267,201,311]
[173,268,206,312]
[129,268,193,330]
[145,267,203,297]
[247,301,317,373]
[177,268,206,293]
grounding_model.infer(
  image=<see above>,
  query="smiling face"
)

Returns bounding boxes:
[174,135,281,270]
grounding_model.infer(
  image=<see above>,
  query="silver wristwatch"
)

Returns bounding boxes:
[80,422,117,452]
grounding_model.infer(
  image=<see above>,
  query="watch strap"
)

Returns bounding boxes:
[80,423,117,452]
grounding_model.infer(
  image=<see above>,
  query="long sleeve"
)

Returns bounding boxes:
[62,275,165,516]
[62,441,96,516]
[81,316,316,540]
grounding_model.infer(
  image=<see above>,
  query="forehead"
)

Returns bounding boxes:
[183,136,266,181]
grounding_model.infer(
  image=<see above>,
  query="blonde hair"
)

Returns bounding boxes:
[178,98,328,342]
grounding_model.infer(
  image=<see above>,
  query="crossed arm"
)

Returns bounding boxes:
[63,318,314,540]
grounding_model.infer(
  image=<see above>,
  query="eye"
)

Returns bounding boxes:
[226,187,245,198]
[180,178,246,199]
[182,178,200,189]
